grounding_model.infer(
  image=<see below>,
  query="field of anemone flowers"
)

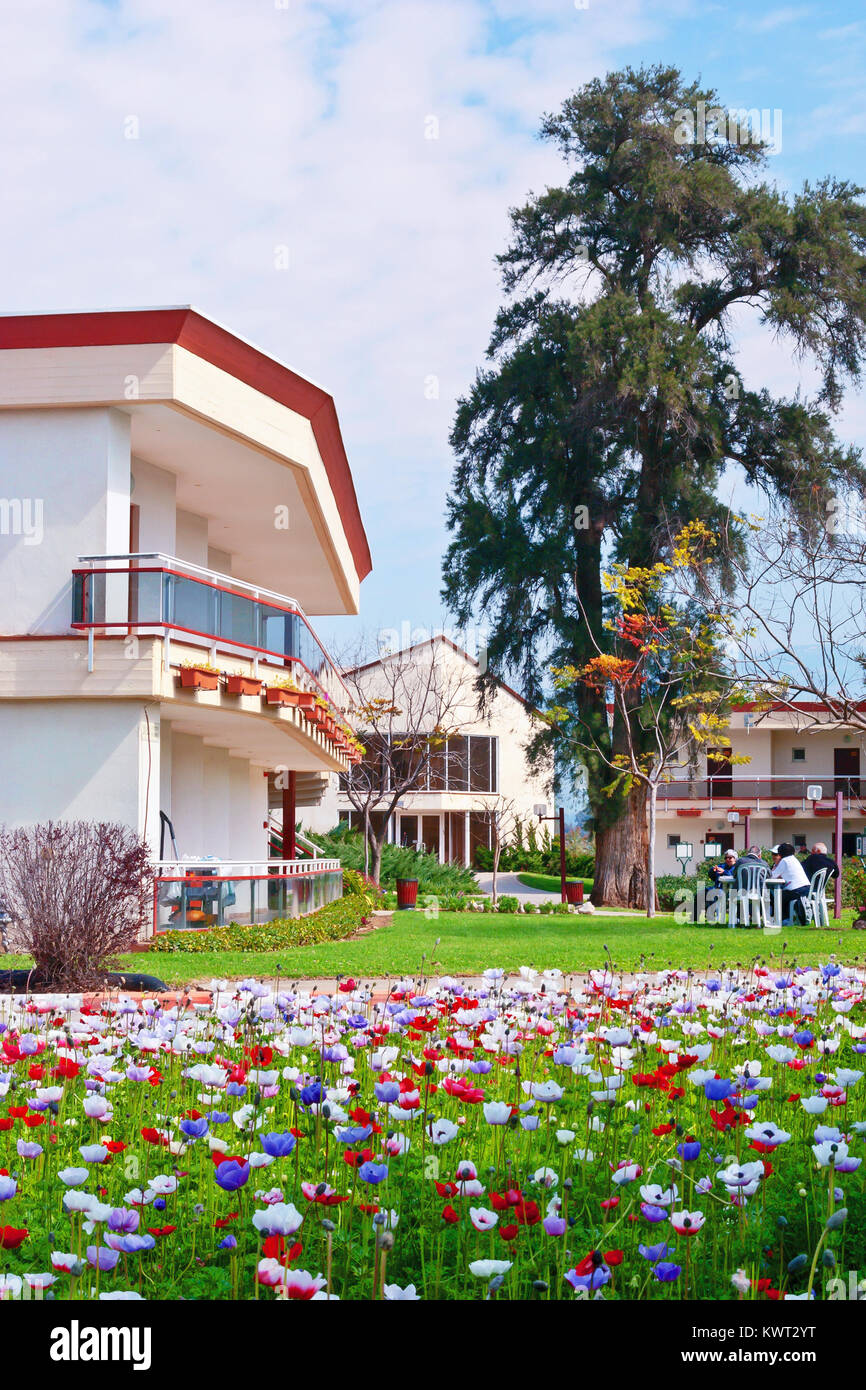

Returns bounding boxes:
[0,960,864,1303]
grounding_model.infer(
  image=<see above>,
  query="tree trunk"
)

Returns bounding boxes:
[368,833,384,886]
[591,781,650,909]
[646,782,657,919]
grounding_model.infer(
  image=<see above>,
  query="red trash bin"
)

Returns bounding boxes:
[395,878,419,910]
[564,881,584,905]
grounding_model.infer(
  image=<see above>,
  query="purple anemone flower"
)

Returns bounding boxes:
[107,1208,140,1234]
[179,1117,209,1141]
[261,1132,297,1159]
[87,1246,120,1271]
[358,1162,388,1185]
[215,1159,251,1191]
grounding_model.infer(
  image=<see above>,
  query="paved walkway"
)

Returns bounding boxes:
[473,870,561,903]
[473,871,645,916]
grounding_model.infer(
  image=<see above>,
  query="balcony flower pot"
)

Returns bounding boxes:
[814,806,837,816]
[226,674,263,697]
[676,808,702,817]
[179,665,220,691]
[771,806,796,816]
[266,685,301,706]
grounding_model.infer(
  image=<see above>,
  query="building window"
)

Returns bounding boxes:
[469,736,498,792]
[793,834,807,849]
[667,834,681,848]
[446,736,468,791]
[792,748,806,762]
[343,732,499,794]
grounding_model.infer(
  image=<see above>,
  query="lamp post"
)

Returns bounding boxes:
[675,842,693,876]
[536,804,567,903]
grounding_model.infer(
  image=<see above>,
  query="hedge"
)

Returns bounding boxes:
[473,844,595,878]
[149,895,367,954]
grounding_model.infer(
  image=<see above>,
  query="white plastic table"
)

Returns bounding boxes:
[715,875,784,928]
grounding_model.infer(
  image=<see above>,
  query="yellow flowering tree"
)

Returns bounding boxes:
[549,524,753,916]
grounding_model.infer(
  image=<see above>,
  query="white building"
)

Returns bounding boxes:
[655,704,866,875]
[328,636,553,866]
[0,306,372,929]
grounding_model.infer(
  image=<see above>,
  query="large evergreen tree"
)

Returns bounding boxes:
[443,65,866,906]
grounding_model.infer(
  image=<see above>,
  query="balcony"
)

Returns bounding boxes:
[657,775,865,813]
[71,553,350,714]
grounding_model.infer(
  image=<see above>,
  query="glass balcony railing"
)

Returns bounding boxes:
[71,553,350,712]
[150,859,343,934]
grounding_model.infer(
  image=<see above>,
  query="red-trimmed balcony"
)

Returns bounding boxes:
[71,553,351,716]
[657,775,865,815]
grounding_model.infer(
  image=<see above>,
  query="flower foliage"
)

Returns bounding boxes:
[0,957,863,1301]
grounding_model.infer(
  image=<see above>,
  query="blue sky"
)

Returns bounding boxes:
[1,0,863,670]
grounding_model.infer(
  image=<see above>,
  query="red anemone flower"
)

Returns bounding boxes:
[0,1226,28,1250]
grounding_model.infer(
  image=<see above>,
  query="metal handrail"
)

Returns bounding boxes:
[151,858,340,876]
[72,552,351,709]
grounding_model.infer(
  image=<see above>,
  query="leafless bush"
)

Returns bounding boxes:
[0,821,152,990]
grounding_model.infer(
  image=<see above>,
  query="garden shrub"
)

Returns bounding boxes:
[0,820,150,989]
[341,867,384,913]
[308,825,477,892]
[841,857,866,909]
[150,896,367,954]
[655,874,699,910]
[473,843,595,878]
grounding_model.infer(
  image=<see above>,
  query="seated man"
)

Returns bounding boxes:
[734,845,765,878]
[770,843,811,925]
[801,841,840,883]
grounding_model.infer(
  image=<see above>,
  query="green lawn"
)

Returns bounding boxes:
[5,910,863,985]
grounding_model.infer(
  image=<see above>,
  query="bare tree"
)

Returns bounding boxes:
[0,821,152,990]
[338,639,474,883]
[677,502,866,735]
[473,793,520,905]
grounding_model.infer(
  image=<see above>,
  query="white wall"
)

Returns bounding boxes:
[0,699,145,833]
[175,510,209,567]
[131,457,176,555]
[0,407,131,633]
[169,730,267,862]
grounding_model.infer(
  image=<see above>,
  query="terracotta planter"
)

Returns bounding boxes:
[676,808,702,817]
[179,667,219,691]
[266,686,301,706]
[295,691,317,711]
[771,807,796,816]
[226,675,262,696]
[814,807,836,817]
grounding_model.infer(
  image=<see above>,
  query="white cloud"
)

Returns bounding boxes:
[0,0,861,648]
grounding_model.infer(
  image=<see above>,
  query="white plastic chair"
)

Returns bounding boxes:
[803,868,830,927]
[731,862,769,928]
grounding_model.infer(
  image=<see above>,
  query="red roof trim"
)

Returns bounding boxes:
[0,308,372,585]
